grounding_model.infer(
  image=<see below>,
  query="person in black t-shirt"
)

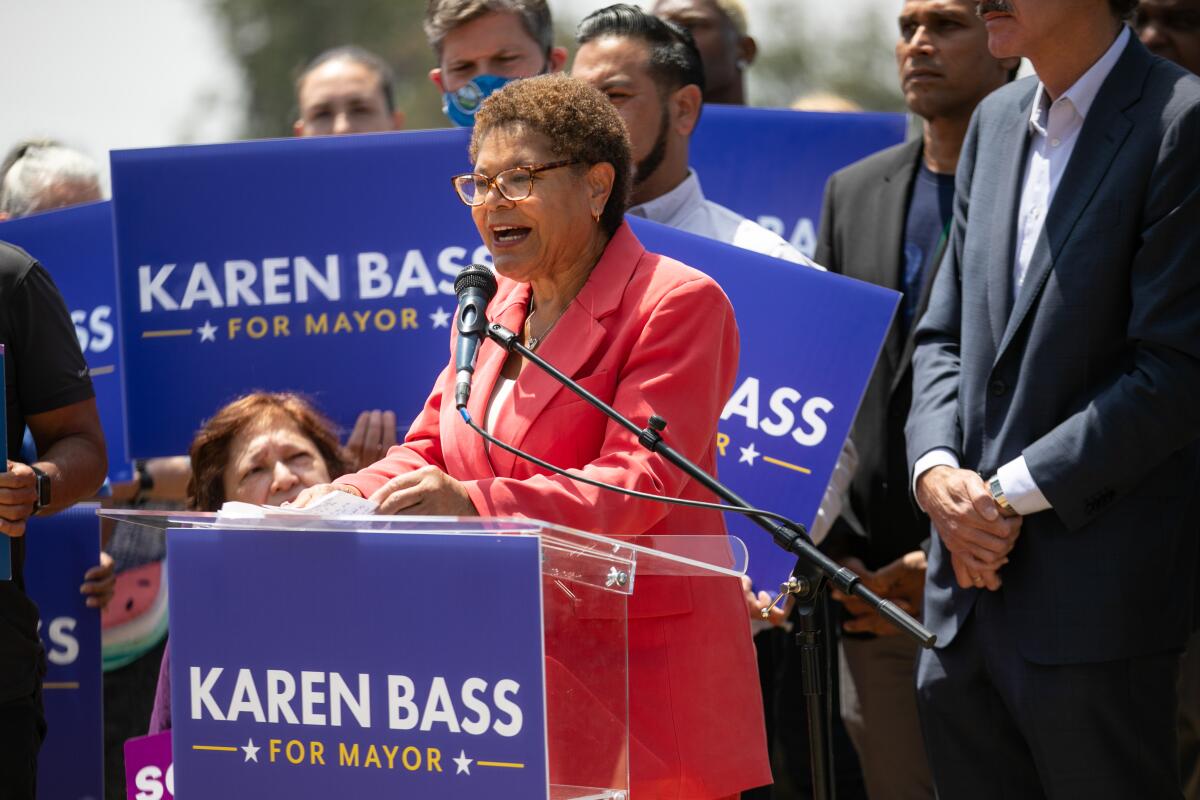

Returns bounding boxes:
[814,1,1018,797]
[0,240,106,799]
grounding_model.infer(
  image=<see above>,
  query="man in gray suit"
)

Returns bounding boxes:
[906,0,1200,795]
[816,1,1016,797]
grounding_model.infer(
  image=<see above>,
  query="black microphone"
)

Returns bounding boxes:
[453,264,498,408]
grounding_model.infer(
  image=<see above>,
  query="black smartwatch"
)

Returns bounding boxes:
[30,465,50,512]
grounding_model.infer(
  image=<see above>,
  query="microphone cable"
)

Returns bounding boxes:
[458,407,807,534]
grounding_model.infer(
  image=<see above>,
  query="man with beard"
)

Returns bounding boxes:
[905,0,1200,795]
[571,3,812,265]
[815,2,1017,797]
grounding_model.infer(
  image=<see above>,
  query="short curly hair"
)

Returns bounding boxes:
[187,391,349,511]
[469,74,632,236]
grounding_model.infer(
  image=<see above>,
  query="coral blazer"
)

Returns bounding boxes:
[340,223,770,798]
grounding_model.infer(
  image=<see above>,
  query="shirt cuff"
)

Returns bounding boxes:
[912,448,960,506]
[996,456,1052,516]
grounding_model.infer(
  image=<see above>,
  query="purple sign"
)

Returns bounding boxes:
[125,731,174,800]
[691,106,906,259]
[23,504,105,800]
[166,527,549,797]
[0,201,132,481]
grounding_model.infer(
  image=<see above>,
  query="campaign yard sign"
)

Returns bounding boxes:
[112,115,898,590]
[166,527,548,797]
[0,201,133,482]
[125,731,174,800]
[691,106,906,259]
[23,503,104,800]
[631,218,897,597]
[110,129,479,460]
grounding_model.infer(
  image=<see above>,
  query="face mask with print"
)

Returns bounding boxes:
[441,75,516,127]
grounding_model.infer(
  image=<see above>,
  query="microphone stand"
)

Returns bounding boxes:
[481,322,935,800]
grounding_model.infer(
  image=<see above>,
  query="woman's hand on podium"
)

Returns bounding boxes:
[288,482,363,509]
[368,466,478,517]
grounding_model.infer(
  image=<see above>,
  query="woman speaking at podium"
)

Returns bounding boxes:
[295,74,768,799]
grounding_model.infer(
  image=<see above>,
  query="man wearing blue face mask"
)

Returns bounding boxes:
[424,0,568,127]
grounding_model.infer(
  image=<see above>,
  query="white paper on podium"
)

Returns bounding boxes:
[218,490,378,520]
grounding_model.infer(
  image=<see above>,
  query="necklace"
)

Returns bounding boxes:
[525,298,565,351]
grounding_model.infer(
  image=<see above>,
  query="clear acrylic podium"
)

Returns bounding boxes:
[101,510,748,800]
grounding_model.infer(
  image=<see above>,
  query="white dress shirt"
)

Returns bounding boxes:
[913,27,1130,516]
[628,170,820,268]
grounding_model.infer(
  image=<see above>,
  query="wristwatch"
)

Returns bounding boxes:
[987,473,1017,518]
[30,465,50,512]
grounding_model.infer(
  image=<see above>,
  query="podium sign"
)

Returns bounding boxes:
[168,526,551,797]
[105,511,755,798]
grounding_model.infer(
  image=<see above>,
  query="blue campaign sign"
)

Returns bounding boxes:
[167,527,548,797]
[23,503,104,800]
[691,106,906,258]
[0,201,133,482]
[111,120,898,589]
[110,130,480,458]
[630,218,897,590]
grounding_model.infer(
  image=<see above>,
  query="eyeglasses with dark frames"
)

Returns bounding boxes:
[451,159,581,206]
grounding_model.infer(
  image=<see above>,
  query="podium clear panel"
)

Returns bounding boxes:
[101,511,748,799]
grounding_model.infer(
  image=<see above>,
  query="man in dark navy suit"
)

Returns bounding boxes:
[906,0,1200,795]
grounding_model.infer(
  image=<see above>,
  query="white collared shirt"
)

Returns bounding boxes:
[628,170,820,268]
[1014,25,1130,295]
[913,27,1129,516]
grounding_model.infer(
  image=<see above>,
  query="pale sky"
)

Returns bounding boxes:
[0,0,897,182]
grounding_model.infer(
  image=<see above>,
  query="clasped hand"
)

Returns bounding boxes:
[831,551,926,636]
[915,466,1021,591]
[292,466,477,517]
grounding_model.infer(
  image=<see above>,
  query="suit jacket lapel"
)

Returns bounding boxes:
[486,305,610,478]
[487,224,644,478]
[997,37,1145,360]
[877,140,928,397]
[877,141,921,380]
[986,101,1035,353]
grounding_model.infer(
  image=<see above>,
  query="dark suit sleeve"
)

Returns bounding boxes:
[1023,102,1200,530]
[904,114,978,479]
[815,174,839,274]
